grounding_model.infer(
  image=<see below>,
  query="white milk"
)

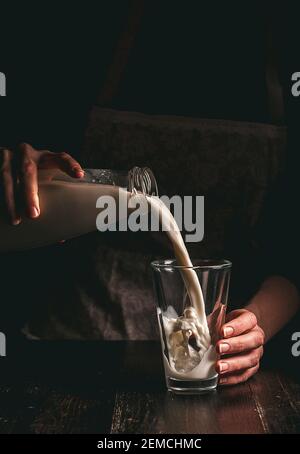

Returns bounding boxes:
[0,172,129,252]
[147,196,215,381]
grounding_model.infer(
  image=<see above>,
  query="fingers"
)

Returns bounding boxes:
[41,151,84,178]
[222,309,257,338]
[219,364,260,386]
[56,152,84,178]
[18,144,40,219]
[216,346,263,375]
[1,144,83,222]
[216,309,264,387]
[19,142,38,157]
[216,327,265,355]
[0,148,21,225]
[18,146,83,218]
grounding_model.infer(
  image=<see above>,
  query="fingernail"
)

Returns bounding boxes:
[73,168,84,177]
[223,326,234,338]
[219,343,230,354]
[12,217,21,226]
[219,362,229,373]
[219,377,227,385]
[30,207,40,218]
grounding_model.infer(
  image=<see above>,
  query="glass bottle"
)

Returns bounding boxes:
[0,167,158,252]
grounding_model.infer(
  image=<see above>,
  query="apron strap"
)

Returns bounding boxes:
[97,0,145,106]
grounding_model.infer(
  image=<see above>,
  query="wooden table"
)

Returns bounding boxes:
[0,341,299,434]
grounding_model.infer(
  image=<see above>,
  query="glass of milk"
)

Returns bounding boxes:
[151,259,231,394]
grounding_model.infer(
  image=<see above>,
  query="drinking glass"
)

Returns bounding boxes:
[151,259,231,394]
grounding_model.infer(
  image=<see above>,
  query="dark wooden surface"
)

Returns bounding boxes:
[0,341,299,434]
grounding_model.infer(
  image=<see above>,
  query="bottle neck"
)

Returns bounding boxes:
[52,166,158,196]
[128,166,158,196]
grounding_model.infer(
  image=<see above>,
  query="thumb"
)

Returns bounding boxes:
[47,152,84,178]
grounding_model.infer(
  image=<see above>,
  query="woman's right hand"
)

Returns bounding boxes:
[0,143,84,225]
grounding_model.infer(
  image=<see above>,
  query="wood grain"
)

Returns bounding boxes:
[249,369,300,434]
[110,384,265,434]
[0,341,299,434]
[0,383,115,434]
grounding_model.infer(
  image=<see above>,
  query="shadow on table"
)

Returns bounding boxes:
[1,336,299,396]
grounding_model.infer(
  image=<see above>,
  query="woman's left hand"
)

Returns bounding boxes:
[215,309,265,386]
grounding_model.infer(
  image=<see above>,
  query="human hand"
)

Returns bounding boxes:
[215,309,265,386]
[0,143,84,224]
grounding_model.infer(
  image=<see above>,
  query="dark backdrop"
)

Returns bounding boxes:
[1,1,293,154]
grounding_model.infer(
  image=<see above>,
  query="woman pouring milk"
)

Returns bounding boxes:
[1,2,300,386]
[0,142,299,386]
